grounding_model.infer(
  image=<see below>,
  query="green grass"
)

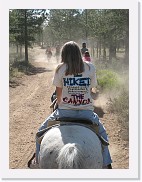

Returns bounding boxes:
[97,69,120,91]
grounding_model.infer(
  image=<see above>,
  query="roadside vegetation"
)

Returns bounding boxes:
[9,47,35,83]
[9,60,34,78]
[96,60,129,135]
[96,69,121,91]
[107,87,129,126]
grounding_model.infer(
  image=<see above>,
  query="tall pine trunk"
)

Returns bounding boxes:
[109,39,116,62]
[96,41,99,58]
[24,10,28,64]
[99,38,102,61]
[125,32,129,64]
[20,45,22,58]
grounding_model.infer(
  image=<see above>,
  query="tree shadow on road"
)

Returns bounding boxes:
[26,66,52,75]
[9,80,22,88]
[9,64,53,88]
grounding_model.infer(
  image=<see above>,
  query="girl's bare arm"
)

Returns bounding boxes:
[56,87,62,104]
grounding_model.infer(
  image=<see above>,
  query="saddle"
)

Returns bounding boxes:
[36,117,109,146]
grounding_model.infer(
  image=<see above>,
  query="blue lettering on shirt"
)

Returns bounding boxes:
[63,77,91,86]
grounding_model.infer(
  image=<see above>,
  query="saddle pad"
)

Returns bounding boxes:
[36,121,109,146]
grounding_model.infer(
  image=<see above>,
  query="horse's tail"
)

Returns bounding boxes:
[56,143,85,169]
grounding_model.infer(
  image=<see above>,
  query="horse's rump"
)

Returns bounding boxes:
[39,124,103,169]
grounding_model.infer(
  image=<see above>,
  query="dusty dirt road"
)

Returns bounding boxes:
[9,47,129,169]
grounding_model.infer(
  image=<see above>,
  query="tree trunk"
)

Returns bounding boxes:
[103,36,106,61]
[109,43,116,62]
[41,29,44,49]
[16,45,19,54]
[20,45,22,58]
[96,41,99,58]
[24,10,28,64]
[103,46,106,61]
[99,39,101,60]
[125,30,129,64]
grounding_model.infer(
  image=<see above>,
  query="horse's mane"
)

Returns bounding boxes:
[56,143,85,169]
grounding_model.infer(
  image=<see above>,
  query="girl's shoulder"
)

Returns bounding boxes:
[84,61,95,70]
[55,63,66,73]
[84,62,96,76]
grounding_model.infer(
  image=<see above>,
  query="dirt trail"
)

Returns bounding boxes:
[9,47,129,169]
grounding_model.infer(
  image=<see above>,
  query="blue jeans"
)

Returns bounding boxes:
[36,109,112,166]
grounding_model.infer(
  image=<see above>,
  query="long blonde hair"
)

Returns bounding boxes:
[56,41,84,75]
